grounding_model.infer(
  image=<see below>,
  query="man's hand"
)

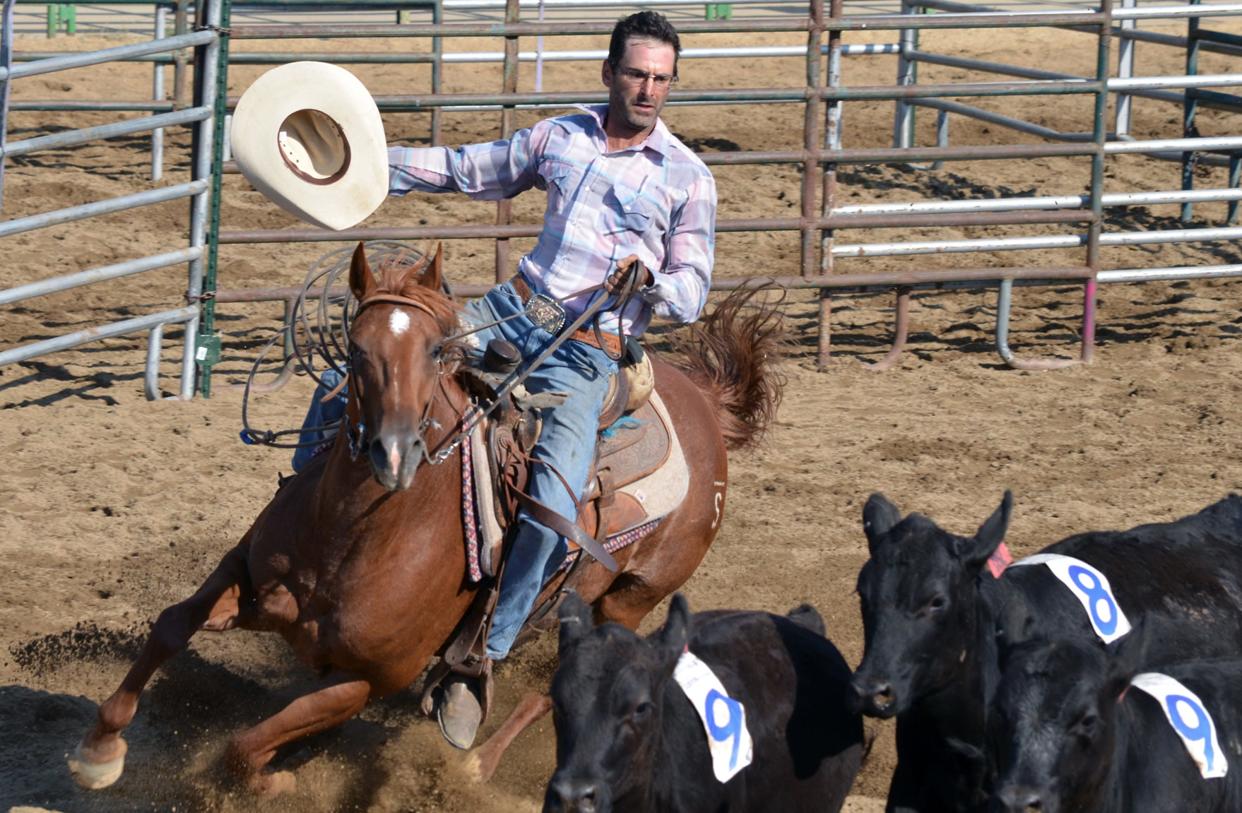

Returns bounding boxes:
[604,255,654,295]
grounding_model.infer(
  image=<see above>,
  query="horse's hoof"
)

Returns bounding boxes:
[249,769,297,797]
[463,752,485,783]
[464,749,498,784]
[67,738,127,790]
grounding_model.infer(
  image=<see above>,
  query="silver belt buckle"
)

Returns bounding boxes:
[525,292,566,334]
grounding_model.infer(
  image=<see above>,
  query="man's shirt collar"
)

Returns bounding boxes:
[577,104,673,158]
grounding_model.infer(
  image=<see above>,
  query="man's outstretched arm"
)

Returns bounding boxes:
[387,123,549,200]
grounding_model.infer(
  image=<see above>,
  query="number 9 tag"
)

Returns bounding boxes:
[1131,672,1228,779]
[674,650,755,782]
[1010,553,1132,644]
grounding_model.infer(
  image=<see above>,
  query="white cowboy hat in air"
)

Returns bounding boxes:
[231,61,387,231]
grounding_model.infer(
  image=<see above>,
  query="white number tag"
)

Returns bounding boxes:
[1131,672,1228,779]
[1010,554,1131,643]
[674,650,754,782]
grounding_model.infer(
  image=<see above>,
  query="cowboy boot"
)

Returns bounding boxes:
[437,672,485,749]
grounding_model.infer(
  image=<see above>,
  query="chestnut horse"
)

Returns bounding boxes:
[68,244,785,795]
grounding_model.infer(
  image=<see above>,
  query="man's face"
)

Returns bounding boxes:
[602,37,677,136]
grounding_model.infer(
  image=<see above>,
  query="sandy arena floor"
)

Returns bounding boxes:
[2,18,1242,812]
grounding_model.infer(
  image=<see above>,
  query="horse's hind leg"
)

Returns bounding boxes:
[69,543,251,789]
[225,672,370,796]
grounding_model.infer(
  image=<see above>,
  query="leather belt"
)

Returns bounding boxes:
[509,274,624,358]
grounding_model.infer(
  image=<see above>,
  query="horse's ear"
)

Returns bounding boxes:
[557,591,594,655]
[349,242,376,301]
[419,243,444,290]
[863,493,902,554]
[654,593,691,664]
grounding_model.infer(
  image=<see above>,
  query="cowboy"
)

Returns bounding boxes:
[291,10,715,748]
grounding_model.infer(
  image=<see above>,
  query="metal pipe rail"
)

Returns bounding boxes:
[0,247,204,305]
[227,11,1129,39]
[12,42,902,66]
[219,208,1097,244]
[0,106,211,159]
[0,180,208,238]
[0,305,200,367]
[0,29,215,81]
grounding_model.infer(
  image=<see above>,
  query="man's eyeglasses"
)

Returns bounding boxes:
[616,68,678,89]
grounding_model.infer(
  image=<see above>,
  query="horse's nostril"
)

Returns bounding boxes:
[872,683,894,705]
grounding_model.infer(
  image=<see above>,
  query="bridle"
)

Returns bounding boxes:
[344,291,469,468]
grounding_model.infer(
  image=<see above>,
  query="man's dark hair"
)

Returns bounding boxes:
[608,11,681,77]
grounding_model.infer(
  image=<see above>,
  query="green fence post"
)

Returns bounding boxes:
[199,0,231,397]
[46,4,58,37]
[62,4,75,34]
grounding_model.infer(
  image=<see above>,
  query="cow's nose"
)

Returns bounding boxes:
[850,676,896,717]
[546,777,601,813]
[998,785,1043,812]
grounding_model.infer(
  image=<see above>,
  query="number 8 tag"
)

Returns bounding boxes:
[1011,553,1132,643]
[674,650,755,782]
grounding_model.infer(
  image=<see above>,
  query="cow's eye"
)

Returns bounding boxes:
[634,700,654,719]
[919,595,948,617]
[1074,711,1099,735]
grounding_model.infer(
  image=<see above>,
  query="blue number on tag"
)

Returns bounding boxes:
[1166,693,1215,772]
[1067,564,1118,636]
[704,688,743,770]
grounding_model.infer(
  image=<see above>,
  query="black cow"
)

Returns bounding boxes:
[851,492,1242,812]
[545,593,864,813]
[991,633,1242,813]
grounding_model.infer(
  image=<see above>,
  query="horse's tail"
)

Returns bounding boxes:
[667,284,787,451]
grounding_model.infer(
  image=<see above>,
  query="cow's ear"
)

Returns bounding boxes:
[956,491,1013,568]
[557,591,594,655]
[349,242,376,301]
[863,493,902,554]
[655,593,691,662]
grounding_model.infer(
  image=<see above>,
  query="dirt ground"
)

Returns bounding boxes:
[2,17,1242,813]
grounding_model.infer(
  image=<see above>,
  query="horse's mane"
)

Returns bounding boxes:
[372,252,462,339]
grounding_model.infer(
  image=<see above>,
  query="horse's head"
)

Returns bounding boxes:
[345,242,459,491]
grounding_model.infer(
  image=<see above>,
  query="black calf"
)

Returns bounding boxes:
[991,633,1242,813]
[852,492,1242,812]
[545,593,864,813]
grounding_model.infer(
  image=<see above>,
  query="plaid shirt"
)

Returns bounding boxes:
[388,105,716,336]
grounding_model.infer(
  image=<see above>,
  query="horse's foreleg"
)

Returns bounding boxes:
[466,691,552,783]
[69,544,251,790]
[225,672,371,796]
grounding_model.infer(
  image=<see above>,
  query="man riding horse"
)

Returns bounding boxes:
[292,11,715,748]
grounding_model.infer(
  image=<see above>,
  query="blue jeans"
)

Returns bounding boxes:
[465,282,617,659]
[293,281,617,660]
[292,368,348,473]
